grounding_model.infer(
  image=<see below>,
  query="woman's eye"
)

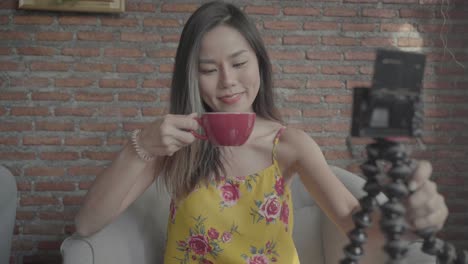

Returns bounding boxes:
[200,69,216,74]
[233,61,247,68]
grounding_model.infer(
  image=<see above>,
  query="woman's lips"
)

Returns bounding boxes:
[219,93,243,104]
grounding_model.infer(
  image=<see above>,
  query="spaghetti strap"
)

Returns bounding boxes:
[272,126,286,162]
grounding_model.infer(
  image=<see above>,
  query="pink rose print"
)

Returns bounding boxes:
[221,231,232,243]
[280,201,289,226]
[208,228,219,240]
[248,254,270,264]
[259,195,281,222]
[219,182,240,207]
[188,234,212,256]
[274,177,284,196]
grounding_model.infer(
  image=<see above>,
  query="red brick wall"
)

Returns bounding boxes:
[1,0,467,263]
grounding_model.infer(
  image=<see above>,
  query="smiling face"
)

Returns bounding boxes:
[198,25,261,113]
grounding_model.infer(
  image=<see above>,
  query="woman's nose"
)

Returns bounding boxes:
[220,66,236,88]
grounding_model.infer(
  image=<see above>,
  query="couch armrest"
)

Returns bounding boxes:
[0,165,17,264]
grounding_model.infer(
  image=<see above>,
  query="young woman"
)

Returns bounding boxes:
[75,2,448,263]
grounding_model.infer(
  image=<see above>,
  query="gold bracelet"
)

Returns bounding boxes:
[130,129,155,162]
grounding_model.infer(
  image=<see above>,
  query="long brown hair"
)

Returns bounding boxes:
[162,1,282,199]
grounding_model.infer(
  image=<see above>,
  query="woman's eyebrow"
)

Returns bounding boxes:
[199,50,248,64]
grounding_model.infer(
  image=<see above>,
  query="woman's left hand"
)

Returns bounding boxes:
[405,160,449,232]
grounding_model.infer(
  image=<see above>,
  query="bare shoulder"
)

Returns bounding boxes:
[276,127,324,177]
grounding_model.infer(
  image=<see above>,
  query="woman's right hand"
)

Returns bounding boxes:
[138,113,199,157]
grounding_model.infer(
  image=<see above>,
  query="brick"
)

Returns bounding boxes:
[159,64,174,73]
[35,121,74,131]
[17,46,56,56]
[62,48,100,57]
[30,62,69,71]
[322,36,357,46]
[321,66,357,75]
[0,92,27,100]
[279,108,301,117]
[323,8,357,17]
[162,34,180,43]
[16,211,35,220]
[0,31,29,40]
[65,137,102,146]
[245,5,280,15]
[342,23,376,32]
[0,152,35,160]
[303,22,339,31]
[79,123,119,132]
[107,137,126,145]
[104,48,143,58]
[20,196,60,206]
[22,254,61,264]
[141,107,168,116]
[0,137,19,145]
[99,79,137,89]
[283,35,319,45]
[324,95,352,103]
[269,50,304,60]
[39,211,75,221]
[264,21,301,30]
[274,79,305,89]
[0,122,32,131]
[399,9,434,18]
[63,195,85,206]
[97,107,138,117]
[285,95,321,103]
[282,65,318,74]
[0,47,11,55]
[23,224,63,235]
[363,9,397,18]
[54,107,95,116]
[361,37,395,47]
[31,92,71,101]
[58,16,98,25]
[161,3,198,13]
[0,61,24,71]
[121,32,160,42]
[398,37,427,47]
[303,109,340,117]
[37,241,62,250]
[55,78,95,88]
[10,77,49,88]
[118,93,157,102]
[75,92,113,102]
[142,79,171,88]
[35,182,76,191]
[126,2,157,12]
[101,18,138,27]
[77,31,113,41]
[24,167,65,177]
[289,123,322,132]
[39,152,79,160]
[14,15,53,25]
[147,49,177,58]
[306,51,342,60]
[307,80,343,89]
[23,136,61,145]
[283,7,319,16]
[143,18,180,27]
[75,63,113,72]
[117,64,156,73]
[0,0,16,9]
[345,51,376,61]
[36,32,73,41]
[11,107,49,116]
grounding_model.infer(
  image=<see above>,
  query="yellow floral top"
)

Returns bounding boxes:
[164,127,300,264]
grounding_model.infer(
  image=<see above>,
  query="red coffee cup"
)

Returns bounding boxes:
[191,112,256,146]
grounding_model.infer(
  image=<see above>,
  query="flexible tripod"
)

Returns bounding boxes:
[340,138,468,264]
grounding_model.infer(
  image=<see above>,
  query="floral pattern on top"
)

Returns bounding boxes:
[241,240,279,263]
[174,215,239,264]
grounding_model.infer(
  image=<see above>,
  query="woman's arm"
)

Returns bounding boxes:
[74,143,162,237]
[75,114,199,237]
